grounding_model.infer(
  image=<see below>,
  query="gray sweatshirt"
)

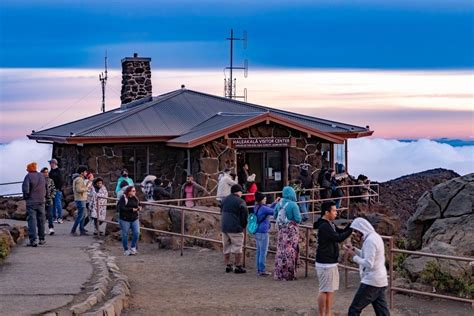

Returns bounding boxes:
[22,172,46,205]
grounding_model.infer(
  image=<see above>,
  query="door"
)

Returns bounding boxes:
[238,150,283,192]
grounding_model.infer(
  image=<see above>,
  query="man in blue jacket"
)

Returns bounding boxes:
[314,201,352,316]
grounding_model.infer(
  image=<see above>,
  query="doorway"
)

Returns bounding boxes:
[237,150,284,192]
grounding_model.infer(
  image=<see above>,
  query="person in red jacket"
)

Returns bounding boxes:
[244,173,258,209]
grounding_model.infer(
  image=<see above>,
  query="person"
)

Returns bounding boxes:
[244,173,257,208]
[180,175,208,208]
[314,201,353,316]
[273,186,302,281]
[116,180,129,201]
[48,158,64,224]
[71,165,91,236]
[140,174,157,201]
[298,165,313,222]
[89,177,108,236]
[318,168,332,200]
[84,171,95,228]
[253,192,279,276]
[344,218,390,316]
[216,169,237,206]
[117,186,142,256]
[238,163,249,190]
[115,169,134,195]
[40,167,56,236]
[220,184,248,274]
[22,162,47,247]
[153,178,171,201]
[329,171,344,209]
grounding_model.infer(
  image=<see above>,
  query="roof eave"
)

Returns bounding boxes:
[333,130,374,138]
[28,134,176,144]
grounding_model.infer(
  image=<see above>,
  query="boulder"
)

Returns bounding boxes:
[139,206,171,232]
[11,208,27,220]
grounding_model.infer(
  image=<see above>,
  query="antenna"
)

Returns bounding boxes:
[99,51,108,113]
[224,29,248,101]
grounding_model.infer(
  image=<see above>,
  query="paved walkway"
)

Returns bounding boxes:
[0,219,94,315]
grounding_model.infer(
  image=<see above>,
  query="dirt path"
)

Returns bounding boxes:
[104,242,473,316]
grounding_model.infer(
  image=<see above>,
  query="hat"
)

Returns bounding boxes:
[48,158,58,164]
[255,192,266,202]
[231,184,243,194]
[247,173,256,182]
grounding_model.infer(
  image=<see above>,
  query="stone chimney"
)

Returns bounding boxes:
[120,53,152,104]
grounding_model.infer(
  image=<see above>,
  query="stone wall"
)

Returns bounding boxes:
[120,54,152,104]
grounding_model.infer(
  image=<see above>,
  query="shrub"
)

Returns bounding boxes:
[420,261,473,299]
[0,235,10,259]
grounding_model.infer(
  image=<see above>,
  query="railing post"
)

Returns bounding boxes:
[305,227,310,278]
[180,208,185,256]
[389,237,394,309]
[243,229,247,268]
[311,189,315,223]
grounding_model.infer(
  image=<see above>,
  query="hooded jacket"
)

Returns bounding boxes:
[216,173,237,201]
[273,186,301,223]
[350,218,388,287]
[314,217,352,264]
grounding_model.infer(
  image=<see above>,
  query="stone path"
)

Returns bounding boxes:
[0,219,94,315]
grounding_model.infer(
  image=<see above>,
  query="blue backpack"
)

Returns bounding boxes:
[247,206,263,235]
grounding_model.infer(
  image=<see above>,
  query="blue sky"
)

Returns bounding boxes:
[1,0,473,69]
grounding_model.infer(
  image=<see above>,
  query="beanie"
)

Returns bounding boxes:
[26,162,37,172]
[255,192,266,202]
[231,184,243,194]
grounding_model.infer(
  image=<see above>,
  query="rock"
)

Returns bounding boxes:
[139,206,171,231]
[402,241,469,280]
[66,201,77,213]
[393,277,410,288]
[199,158,219,174]
[11,208,27,220]
[410,282,433,293]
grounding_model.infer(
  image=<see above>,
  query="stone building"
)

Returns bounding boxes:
[28,54,373,197]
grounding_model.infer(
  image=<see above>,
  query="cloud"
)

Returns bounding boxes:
[349,138,474,182]
[0,138,52,195]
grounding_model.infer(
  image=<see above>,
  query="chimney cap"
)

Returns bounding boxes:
[181,84,186,89]
[121,53,151,63]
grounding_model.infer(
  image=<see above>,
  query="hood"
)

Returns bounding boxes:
[282,186,297,202]
[313,217,327,229]
[350,218,375,238]
[72,173,80,180]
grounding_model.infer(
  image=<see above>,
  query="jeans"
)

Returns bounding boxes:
[71,200,86,234]
[334,198,342,209]
[26,203,46,242]
[119,219,140,251]
[299,195,309,221]
[46,203,54,229]
[348,284,390,316]
[53,190,63,220]
[255,232,269,273]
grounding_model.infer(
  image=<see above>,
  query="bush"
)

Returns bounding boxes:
[0,235,10,259]
[420,261,473,299]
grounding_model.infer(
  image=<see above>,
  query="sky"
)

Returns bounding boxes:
[0,0,473,183]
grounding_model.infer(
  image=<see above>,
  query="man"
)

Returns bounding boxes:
[216,169,237,206]
[298,164,313,222]
[40,167,56,236]
[22,162,47,247]
[71,165,91,236]
[313,201,352,316]
[344,218,390,316]
[220,184,248,274]
[48,158,64,223]
[180,175,208,207]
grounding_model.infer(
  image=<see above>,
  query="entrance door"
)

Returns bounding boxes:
[238,150,283,192]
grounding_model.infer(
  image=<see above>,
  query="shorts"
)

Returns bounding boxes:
[316,265,339,292]
[222,232,244,254]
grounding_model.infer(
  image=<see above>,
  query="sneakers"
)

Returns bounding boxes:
[124,250,131,256]
[53,219,58,223]
[234,266,246,274]
[49,228,55,235]
[259,271,272,277]
[130,247,137,255]
[26,241,38,247]
[57,218,63,224]
[80,232,89,236]
[225,264,233,273]
[39,240,46,245]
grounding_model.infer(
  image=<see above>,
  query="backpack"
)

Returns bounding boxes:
[247,205,264,235]
[276,201,290,227]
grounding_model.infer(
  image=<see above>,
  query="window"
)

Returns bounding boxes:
[122,147,149,182]
[321,143,331,169]
[334,143,346,174]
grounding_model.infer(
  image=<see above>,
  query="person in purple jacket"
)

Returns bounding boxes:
[253,192,280,276]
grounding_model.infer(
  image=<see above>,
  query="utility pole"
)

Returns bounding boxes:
[99,51,108,112]
[224,29,248,101]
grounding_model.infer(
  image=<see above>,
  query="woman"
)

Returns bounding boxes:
[115,169,134,195]
[254,192,279,276]
[117,185,141,256]
[244,173,257,208]
[89,177,108,236]
[273,186,302,281]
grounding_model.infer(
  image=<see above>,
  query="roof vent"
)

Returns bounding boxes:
[331,124,337,128]
[181,84,186,89]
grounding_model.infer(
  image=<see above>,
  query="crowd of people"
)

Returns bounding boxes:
[21,159,386,315]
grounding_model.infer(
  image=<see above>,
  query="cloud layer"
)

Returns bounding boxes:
[349,138,473,182]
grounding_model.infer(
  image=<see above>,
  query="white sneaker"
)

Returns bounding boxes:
[124,250,131,256]
[49,228,55,235]
[53,219,58,223]
[58,218,63,224]
[130,247,137,255]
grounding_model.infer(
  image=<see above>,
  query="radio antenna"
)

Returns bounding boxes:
[99,51,108,112]
[224,29,248,101]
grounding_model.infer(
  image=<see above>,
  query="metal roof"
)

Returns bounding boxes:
[29,89,372,143]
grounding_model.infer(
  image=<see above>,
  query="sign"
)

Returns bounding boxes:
[230,137,293,148]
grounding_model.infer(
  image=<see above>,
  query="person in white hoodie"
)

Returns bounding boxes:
[216,169,237,206]
[343,218,390,316]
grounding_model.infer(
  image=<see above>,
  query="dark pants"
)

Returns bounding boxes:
[26,203,46,242]
[348,284,390,316]
[46,203,54,229]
